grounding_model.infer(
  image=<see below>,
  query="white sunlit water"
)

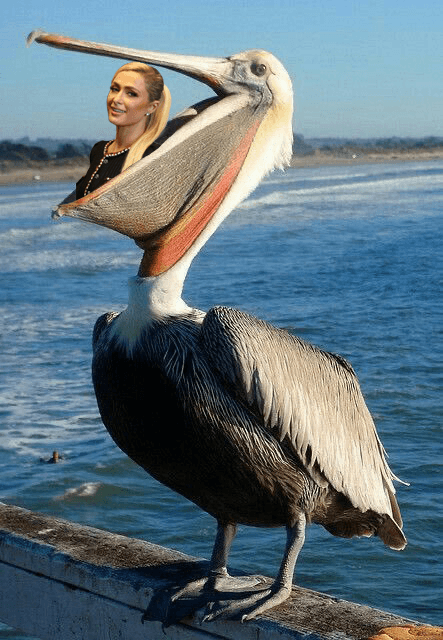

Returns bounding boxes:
[0,160,442,637]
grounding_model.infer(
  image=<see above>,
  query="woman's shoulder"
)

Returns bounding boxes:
[89,140,109,158]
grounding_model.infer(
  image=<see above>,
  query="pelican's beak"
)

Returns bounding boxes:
[27,30,232,95]
[28,31,291,275]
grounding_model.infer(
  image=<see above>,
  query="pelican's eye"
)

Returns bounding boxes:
[251,62,267,77]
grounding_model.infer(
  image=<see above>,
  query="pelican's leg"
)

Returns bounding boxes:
[240,513,306,621]
[205,522,263,591]
[166,521,237,605]
[205,521,237,586]
[172,521,261,601]
[159,522,263,625]
[143,522,239,625]
[203,513,306,622]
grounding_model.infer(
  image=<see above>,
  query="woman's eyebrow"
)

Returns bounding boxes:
[122,84,139,93]
[110,81,140,93]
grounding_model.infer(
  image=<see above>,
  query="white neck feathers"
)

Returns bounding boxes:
[109,274,194,355]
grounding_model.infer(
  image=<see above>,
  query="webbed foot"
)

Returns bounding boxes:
[142,573,267,627]
[202,583,291,622]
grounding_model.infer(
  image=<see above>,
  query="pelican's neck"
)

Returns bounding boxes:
[129,266,193,321]
[110,267,198,356]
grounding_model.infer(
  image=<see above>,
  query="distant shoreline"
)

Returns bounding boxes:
[1,149,442,187]
[290,148,443,168]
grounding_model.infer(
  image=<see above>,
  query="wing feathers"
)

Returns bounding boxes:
[201,306,401,519]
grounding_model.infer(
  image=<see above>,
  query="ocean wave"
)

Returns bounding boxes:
[0,188,68,207]
[238,171,443,215]
[53,482,102,501]
[0,247,138,273]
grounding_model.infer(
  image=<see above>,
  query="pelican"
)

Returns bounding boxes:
[29,31,406,623]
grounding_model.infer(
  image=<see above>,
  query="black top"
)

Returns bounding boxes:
[76,140,159,199]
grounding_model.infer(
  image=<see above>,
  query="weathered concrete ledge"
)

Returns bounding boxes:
[0,502,426,640]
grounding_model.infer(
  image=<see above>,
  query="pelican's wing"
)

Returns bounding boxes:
[202,306,401,519]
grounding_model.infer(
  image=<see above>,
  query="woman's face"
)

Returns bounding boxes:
[107,70,159,127]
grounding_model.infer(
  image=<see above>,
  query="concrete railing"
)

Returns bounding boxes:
[0,502,425,640]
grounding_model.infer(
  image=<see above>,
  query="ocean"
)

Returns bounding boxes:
[0,159,442,637]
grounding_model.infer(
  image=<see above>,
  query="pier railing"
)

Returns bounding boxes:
[0,502,422,640]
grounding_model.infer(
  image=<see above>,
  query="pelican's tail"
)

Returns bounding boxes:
[378,516,407,551]
[322,507,407,550]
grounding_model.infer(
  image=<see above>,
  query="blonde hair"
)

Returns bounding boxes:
[111,62,171,171]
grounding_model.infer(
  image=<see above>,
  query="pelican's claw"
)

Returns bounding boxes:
[200,583,292,622]
[143,573,273,626]
[170,577,207,603]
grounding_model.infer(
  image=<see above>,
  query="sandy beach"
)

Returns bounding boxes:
[0,163,89,187]
[1,149,442,186]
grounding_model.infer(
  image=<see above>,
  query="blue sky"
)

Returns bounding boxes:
[3,0,442,141]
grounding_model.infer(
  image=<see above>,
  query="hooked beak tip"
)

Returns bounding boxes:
[26,30,43,47]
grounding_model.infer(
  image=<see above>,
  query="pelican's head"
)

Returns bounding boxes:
[28,31,293,277]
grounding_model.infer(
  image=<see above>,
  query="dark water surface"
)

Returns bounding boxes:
[1,160,442,636]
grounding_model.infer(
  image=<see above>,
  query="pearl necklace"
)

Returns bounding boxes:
[83,140,130,196]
